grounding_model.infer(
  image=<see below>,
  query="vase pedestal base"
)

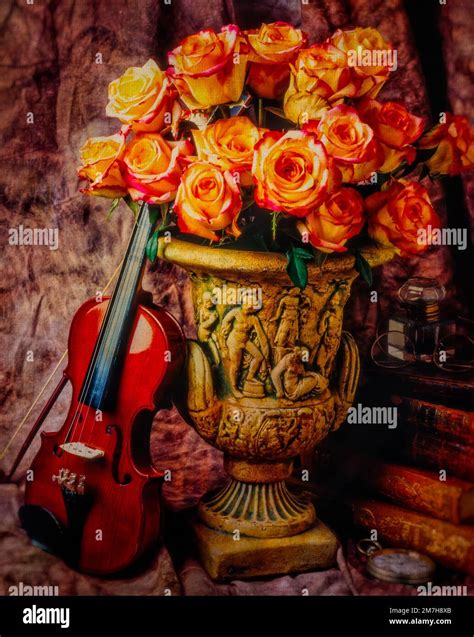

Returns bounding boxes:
[192,518,337,581]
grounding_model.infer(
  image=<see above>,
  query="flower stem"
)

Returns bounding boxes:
[159,203,169,226]
[219,105,229,119]
[272,212,280,242]
[258,98,263,128]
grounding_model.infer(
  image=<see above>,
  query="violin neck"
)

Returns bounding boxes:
[79,203,156,411]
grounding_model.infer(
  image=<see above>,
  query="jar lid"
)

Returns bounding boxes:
[398,277,446,305]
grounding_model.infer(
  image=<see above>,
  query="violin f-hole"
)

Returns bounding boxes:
[105,424,132,486]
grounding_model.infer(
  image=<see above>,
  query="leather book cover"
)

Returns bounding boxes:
[405,431,474,482]
[364,462,474,524]
[394,395,474,444]
[351,498,474,575]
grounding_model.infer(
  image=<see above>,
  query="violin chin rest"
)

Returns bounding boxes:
[19,504,65,557]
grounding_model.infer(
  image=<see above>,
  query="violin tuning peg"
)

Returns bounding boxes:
[77,475,86,495]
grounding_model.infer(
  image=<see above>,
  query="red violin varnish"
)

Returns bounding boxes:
[20,203,184,574]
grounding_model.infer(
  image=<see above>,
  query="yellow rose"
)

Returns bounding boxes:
[78,133,127,198]
[167,25,248,110]
[192,116,261,186]
[252,129,340,217]
[330,27,394,99]
[106,59,175,132]
[316,105,383,183]
[122,134,192,204]
[174,161,242,241]
[284,42,359,124]
[297,188,365,253]
[283,71,329,125]
[246,22,306,99]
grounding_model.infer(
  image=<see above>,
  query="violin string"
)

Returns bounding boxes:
[0,259,124,465]
[75,208,150,554]
[62,252,135,448]
[73,205,150,448]
[83,208,150,422]
[67,208,145,446]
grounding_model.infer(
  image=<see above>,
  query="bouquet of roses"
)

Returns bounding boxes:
[78,22,473,287]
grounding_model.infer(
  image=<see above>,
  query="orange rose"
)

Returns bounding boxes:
[192,116,261,186]
[316,105,383,183]
[284,43,357,123]
[330,27,394,99]
[366,181,441,255]
[174,161,242,241]
[246,22,306,99]
[358,99,425,148]
[358,99,425,173]
[167,25,248,110]
[78,133,127,198]
[122,134,192,204]
[298,188,365,253]
[252,129,340,217]
[419,114,474,176]
[106,59,175,133]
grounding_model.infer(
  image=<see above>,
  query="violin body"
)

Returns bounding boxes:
[22,296,184,574]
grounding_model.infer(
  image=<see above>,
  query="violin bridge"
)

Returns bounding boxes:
[59,442,104,461]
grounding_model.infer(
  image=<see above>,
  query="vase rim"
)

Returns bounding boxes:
[158,237,394,280]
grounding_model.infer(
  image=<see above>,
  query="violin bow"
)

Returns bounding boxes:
[0,259,124,481]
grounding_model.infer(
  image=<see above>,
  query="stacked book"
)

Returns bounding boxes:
[349,368,474,576]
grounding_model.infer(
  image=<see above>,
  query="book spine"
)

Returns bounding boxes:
[406,432,474,482]
[364,465,466,524]
[351,499,474,575]
[400,397,474,443]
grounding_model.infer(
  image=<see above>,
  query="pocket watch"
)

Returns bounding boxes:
[357,539,436,584]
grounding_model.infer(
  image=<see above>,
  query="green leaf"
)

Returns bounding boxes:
[146,230,159,263]
[105,197,120,221]
[178,119,200,132]
[123,195,140,219]
[415,146,437,163]
[355,252,373,286]
[286,245,312,289]
[313,248,328,268]
[292,246,314,260]
[146,204,161,227]
[264,107,291,123]
[375,171,392,187]
[418,164,430,181]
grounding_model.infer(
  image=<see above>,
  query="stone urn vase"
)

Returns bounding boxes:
[159,238,393,580]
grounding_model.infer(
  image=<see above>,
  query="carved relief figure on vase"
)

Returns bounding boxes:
[220,302,270,398]
[270,347,328,401]
[312,281,350,376]
[197,291,220,365]
[271,288,311,363]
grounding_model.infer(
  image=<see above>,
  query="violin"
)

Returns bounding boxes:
[19,203,185,574]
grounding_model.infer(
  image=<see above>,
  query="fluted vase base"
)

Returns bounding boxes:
[193,458,337,579]
[198,477,315,538]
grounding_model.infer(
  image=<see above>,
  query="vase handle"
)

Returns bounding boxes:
[332,331,360,431]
